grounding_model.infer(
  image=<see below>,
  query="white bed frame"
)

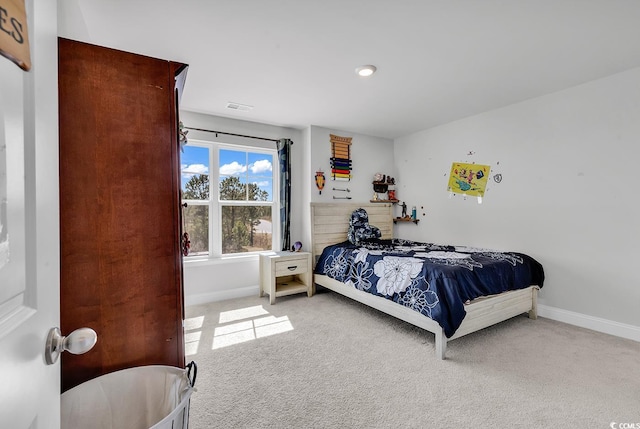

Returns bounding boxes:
[311,202,539,360]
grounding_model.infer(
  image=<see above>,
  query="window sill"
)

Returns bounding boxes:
[183,253,261,267]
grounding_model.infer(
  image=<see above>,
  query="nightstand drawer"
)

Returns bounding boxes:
[275,258,308,276]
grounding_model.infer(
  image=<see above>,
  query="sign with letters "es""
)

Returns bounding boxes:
[0,0,30,71]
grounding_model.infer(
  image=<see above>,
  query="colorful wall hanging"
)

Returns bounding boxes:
[447,162,491,198]
[315,169,325,194]
[330,134,352,181]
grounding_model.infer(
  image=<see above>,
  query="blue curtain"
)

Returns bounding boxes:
[277,139,292,251]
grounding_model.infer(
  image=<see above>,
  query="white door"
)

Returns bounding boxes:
[0,0,60,427]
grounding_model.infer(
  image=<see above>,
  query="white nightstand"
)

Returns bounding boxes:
[259,251,313,304]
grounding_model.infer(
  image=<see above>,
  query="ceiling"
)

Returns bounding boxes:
[58,0,640,139]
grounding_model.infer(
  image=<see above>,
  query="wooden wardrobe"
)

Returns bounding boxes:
[58,38,188,392]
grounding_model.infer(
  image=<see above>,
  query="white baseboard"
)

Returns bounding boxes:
[538,304,640,343]
[185,285,259,307]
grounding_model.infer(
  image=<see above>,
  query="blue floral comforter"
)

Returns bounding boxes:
[315,239,545,338]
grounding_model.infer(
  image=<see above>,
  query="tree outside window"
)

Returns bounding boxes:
[182,174,209,255]
[219,176,271,253]
[181,143,276,257]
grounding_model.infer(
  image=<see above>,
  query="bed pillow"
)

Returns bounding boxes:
[347,208,381,245]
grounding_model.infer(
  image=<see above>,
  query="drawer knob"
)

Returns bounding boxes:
[287,266,297,271]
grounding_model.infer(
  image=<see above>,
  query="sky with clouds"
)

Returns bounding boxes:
[181,146,273,199]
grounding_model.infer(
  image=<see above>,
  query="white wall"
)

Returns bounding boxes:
[301,125,395,256]
[300,126,312,256]
[180,111,303,304]
[308,125,395,203]
[394,67,640,338]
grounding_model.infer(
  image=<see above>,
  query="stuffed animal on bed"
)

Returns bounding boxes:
[347,208,381,245]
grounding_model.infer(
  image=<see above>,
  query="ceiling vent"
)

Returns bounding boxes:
[226,102,254,112]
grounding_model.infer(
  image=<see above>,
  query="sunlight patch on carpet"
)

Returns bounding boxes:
[212,307,294,349]
[185,315,206,356]
[185,315,204,330]
[184,331,201,356]
[185,305,294,354]
[219,305,269,323]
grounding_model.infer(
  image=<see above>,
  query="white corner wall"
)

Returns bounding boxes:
[303,125,395,253]
[309,125,395,203]
[180,111,303,305]
[393,67,640,339]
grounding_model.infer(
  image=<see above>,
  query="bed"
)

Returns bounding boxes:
[311,202,544,359]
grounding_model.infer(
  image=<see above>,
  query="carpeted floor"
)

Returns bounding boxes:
[185,289,640,429]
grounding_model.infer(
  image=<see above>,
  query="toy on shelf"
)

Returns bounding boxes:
[370,173,398,203]
[393,201,419,224]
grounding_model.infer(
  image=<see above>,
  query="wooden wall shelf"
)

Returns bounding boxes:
[370,199,399,204]
[394,217,419,224]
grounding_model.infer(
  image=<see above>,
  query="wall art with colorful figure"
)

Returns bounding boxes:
[447,162,491,197]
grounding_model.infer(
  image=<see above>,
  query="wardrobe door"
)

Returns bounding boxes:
[59,38,185,391]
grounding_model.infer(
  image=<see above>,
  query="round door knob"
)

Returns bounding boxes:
[45,327,97,365]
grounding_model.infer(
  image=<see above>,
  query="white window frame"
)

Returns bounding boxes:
[182,138,280,261]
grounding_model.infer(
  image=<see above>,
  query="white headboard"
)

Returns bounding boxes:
[310,202,394,266]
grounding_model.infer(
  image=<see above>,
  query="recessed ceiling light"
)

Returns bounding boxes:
[355,65,377,77]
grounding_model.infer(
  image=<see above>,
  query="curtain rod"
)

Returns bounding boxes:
[184,126,290,144]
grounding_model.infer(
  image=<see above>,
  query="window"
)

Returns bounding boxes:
[181,140,278,258]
